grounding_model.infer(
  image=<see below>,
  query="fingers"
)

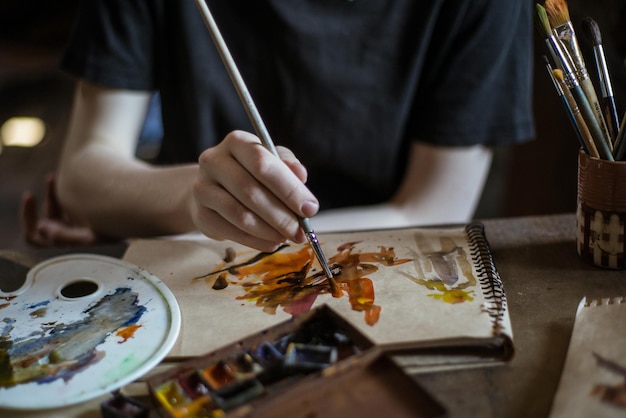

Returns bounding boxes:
[276,146,308,184]
[29,219,99,247]
[192,177,290,245]
[193,131,317,248]
[43,172,62,220]
[227,132,319,218]
[20,176,102,247]
[20,191,39,244]
[192,203,292,252]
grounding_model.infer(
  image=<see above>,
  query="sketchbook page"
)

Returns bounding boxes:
[550,297,626,418]
[123,224,511,362]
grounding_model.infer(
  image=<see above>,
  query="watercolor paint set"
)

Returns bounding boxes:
[146,305,446,418]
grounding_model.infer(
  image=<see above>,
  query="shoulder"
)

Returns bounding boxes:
[61,0,173,90]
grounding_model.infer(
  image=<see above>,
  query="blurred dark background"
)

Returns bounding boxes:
[1,0,625,250]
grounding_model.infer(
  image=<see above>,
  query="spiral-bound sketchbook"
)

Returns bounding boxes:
[550,297,626,417]
[123,223,513,372]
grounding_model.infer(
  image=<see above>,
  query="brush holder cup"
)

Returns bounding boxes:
[576,150,626,269]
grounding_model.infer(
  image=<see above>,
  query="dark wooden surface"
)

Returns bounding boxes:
[2,213,625,417]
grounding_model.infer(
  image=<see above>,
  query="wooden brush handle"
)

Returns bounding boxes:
[572,85,614,161]
[580,77,612,151]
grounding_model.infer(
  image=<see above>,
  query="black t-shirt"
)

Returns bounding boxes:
[61,0,534,209]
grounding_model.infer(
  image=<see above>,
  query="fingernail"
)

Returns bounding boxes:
[301,200,319,218]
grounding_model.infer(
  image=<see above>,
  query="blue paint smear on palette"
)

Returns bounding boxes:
[26,300,50,310]
[0,287,147,389]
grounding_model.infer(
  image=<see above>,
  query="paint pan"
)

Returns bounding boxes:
[284,343,338,372]
[154,380,192,411]
[153,380,216,417]
[199,361,237,391]
[211,378,266,411]
[225,352,262,379]
[177,371,210,399]
[252,341,284,366]
[147,305,446,417]
[100,392,149,418]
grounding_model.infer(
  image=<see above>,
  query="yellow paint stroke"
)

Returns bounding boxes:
[428,289,474,304]
[406,233,478,304]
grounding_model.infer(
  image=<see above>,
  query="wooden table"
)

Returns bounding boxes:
[1,214,624,417]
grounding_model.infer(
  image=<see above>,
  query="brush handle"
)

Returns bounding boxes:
[613,112,626,160]
[580,77,612,151]
[553,70,599,158]
[559,95,588,154]
[592,45,620,141]
[572,85,614,161]
[604,95,620,144]
[568,99,600,158]
[558,81,599,158]
[194,0,276,156]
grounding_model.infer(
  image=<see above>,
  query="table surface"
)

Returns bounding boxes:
[1,213,624,418]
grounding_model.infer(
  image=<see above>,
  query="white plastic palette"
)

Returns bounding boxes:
[0,254,181,410]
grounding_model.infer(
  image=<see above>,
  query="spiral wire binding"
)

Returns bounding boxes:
[584,296,626,307]
[466,223,508,335]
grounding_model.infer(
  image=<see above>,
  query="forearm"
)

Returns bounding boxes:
[310,205,416,233]
[57,146,197,238]
[312,200,472,234]
[312,142,493,233]
[56,82,198,239]
[56,82,320,249]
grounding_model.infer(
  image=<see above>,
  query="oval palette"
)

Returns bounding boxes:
[0,254,181,410]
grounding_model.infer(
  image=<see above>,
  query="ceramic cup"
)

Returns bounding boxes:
[576,150,626,269]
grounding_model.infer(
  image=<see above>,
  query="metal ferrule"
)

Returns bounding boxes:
[593,45,613,98]
[546,66,564,97]
[552,21,588,80]
[299,217,334,280]
[546,36,579,88]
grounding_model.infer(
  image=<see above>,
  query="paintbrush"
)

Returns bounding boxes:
[581,17,620,144]
[613,112,626,160]
[542,54,584,151]
[192,0,340,295]
[544,0,612,152]
[536,4,613,160]
[547,58,600,158]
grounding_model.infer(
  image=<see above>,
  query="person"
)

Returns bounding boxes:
[21,0,534,251]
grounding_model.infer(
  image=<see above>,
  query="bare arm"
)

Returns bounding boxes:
[56,82,198,238]
[56,81,318,251]
[312,142,493,232]
[55,82,491,246]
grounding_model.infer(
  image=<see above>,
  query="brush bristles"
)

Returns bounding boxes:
[535,4,552,38]
[553,68,565,84]
[581,17,601,46]
[543,55,552,68]
[544,0,570,27]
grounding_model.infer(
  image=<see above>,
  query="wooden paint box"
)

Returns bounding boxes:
[146,305,446,417]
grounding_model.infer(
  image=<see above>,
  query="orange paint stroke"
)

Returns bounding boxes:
[197,243,412,326]
[115,323,142,343]
[346,278,381,326]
